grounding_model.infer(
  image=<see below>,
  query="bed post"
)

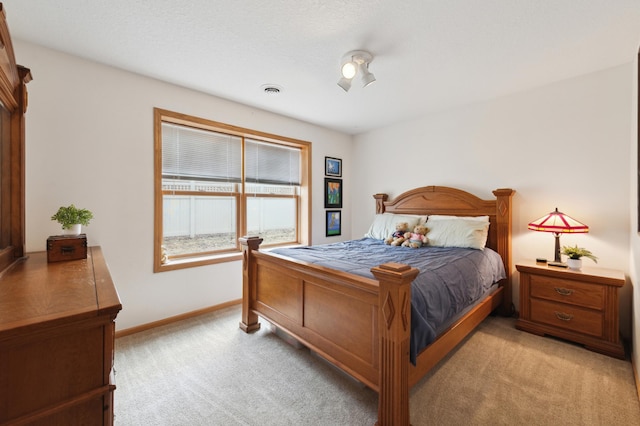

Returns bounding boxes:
[239,236,263,333]
[371,262,420,426]
[373,193,388,214]
[492,188,515,316]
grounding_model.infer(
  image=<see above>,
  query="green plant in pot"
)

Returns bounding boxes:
[561,244,597,269]
[51,204,93,235]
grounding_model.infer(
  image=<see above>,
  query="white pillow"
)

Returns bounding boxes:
[425,215,490,249]
[364,213,426,240]
[427,215,489,222]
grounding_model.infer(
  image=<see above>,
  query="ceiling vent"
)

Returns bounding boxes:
[261,84,283,95]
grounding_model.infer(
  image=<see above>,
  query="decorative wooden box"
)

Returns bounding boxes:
[46,234,88,262]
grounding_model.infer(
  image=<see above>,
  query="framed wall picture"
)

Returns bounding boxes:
[325,157,342,177]
[326,210,341,237]
[324,178,342,208]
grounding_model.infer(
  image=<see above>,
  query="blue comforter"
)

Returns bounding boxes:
[271,238,506,363]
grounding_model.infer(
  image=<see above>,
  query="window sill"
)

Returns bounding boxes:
[154,251,243,273]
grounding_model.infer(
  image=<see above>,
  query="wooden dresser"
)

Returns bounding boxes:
[0,246,121,425]
[516,260,624,359]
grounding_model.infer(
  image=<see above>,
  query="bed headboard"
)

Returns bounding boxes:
[374,186,515,311]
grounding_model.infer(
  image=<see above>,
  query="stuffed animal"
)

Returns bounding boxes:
[402,225,429,248]
[384,222,409,246]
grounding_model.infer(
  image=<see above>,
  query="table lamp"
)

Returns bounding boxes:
[528,208,589,265]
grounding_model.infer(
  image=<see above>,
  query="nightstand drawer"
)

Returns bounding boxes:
[530,299,603,338]
[530,274,604,310]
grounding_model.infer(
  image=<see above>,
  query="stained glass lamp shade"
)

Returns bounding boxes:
[528,208,589,262]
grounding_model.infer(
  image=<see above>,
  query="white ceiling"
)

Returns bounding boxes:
[3,0,640,135]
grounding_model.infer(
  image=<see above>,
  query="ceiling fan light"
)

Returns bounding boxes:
[338,50,375,91]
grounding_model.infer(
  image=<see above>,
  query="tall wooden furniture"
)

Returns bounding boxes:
[0,247,122,425]
[0,3,31,275]
[516,260,624,359]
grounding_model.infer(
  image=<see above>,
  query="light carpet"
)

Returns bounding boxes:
[114,305,640,425]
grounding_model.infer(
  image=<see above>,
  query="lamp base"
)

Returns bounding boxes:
[554,232,562,263]
[548,261,568,268]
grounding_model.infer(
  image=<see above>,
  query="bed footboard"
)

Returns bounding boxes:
[239,237,418,425]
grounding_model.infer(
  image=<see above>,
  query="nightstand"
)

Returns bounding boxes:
[515,260,625,359]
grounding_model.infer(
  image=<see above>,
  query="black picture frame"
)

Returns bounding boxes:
[324,178,342,208]
[325,156,342,177]
[326,210,341,237]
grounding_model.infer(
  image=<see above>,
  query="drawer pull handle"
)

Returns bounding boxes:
[554,311,573,321]
[554,287,574,296]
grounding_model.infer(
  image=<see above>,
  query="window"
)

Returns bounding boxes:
[154,109,311,272]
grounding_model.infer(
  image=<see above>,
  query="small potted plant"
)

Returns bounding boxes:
[51,204,93,235]
[561,244,597,269]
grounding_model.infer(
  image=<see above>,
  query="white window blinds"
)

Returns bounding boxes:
[245,139,301,186]
[162,123,242,182]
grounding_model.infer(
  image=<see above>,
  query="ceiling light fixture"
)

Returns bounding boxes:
[338,50,376,92]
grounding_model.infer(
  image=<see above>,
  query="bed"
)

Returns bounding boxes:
[239,185,514,425]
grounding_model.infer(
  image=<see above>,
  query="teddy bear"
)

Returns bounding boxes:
[384,222,409,246]
[402,225,429,248]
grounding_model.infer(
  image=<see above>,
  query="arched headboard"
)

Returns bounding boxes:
[374,185,515,313]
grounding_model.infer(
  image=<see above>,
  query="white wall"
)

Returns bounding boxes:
[15,40,353,331]
[352,64,634,338]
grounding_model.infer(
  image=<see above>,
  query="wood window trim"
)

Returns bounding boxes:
[153,108,312,272]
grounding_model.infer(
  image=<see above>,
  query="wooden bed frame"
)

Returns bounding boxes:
[239,186,514,425]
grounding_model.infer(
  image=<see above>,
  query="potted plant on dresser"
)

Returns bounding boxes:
[561,244,598,269]
[51,204,93,235]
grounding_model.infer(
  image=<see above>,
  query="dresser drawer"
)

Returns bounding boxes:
[529,274,604,310]
[530,299,603,338]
